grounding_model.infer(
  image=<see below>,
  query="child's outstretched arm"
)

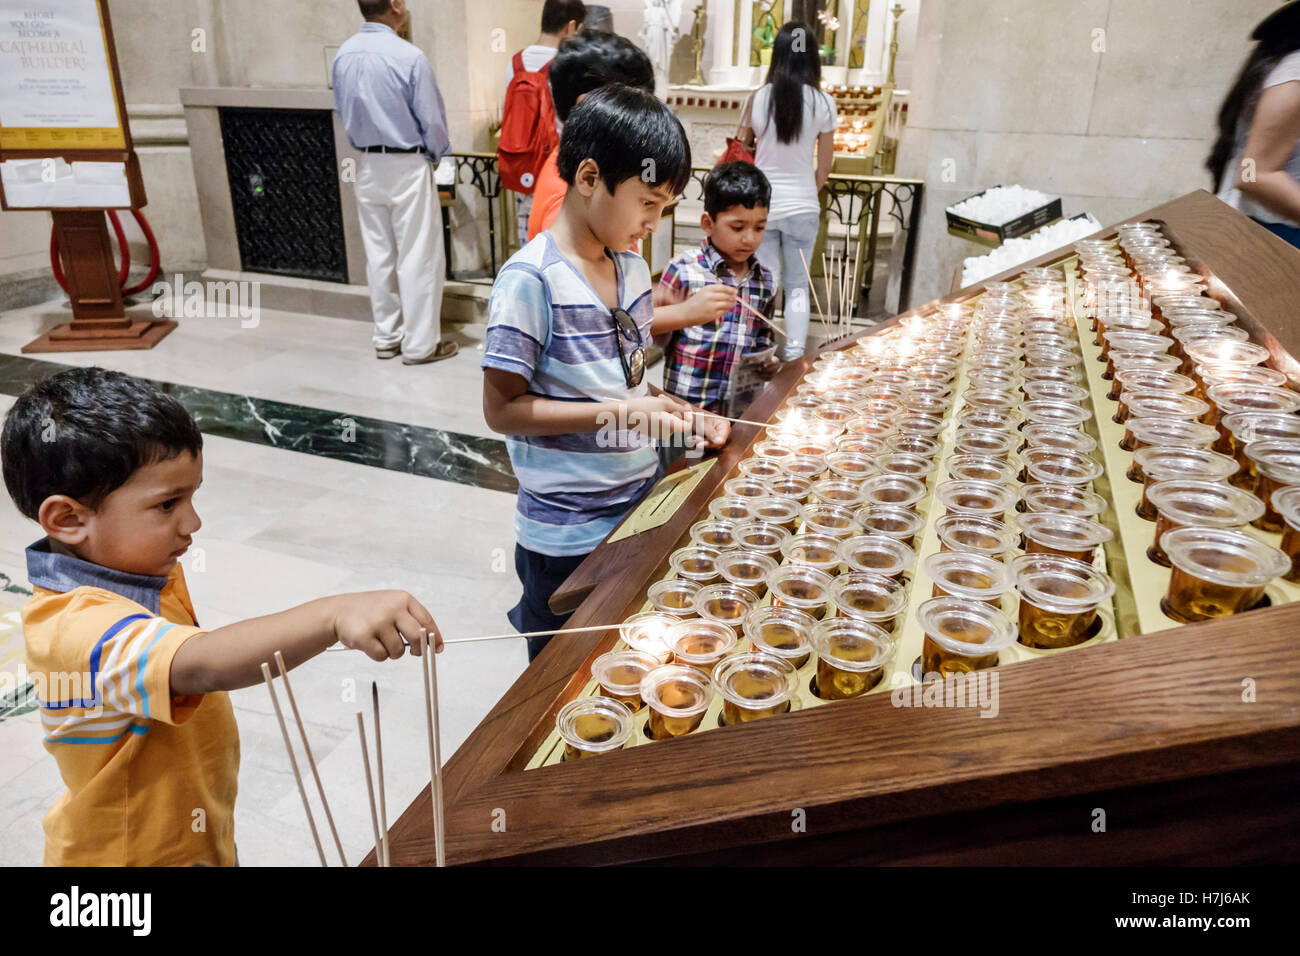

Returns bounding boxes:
[483,368,696,439]
[169,590,439,695]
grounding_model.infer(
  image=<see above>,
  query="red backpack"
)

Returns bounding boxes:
[498,51,558,194]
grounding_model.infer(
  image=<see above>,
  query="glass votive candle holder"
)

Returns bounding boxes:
[1107,365,1192,401]
[945,453,1019,485]
[1161,527,1288,623]
[1109,350,1183,382]
[835,434,888,457]
[777,453,827,481]
[641,664,714,739]
[1018,482,1108,519]
[830,571,908,633]
[1021,364,1084,386]
[1022,381,1091,405]
[749,495,803,532]
[709,495,754,522]
[838,533,916,580]
[916,596,1017,678]
[738,456,787,482]
[669,545,722,584]
[766,564,834,615]
[962,386,1020,412]
[693,583,757,631]
[716,549,779,596]
[1021,424,1099,457]
[1243,439,1300,532]
[752,439,798,461]
[887,433,942,460]
[1268,485,1300,583]
[1145,479,1265,567]
[724,476,768,499]
[712,652,799,726]
[689,518,739,551]
[824,450,879,483]
[620,610,682,662]
[811,617,895,699]
[781,532,844,573]
[1117,392,1210,437]
[923,550,1013,607]
[894,412,948,439]
[744,605,817,668]
[1015,511,1114,563]
[1206,384,1300,449]
[860,473,929,509]
[668,619,738,677]
[1020,447,1105,487]
[1133,446,1239,520]
[958,406,1022,433]
[732,519,793,555]
[591,649,661,712]
[843,415,898,442]
[800,502,862,538]
[809,476,867,509]
[878,452,936,481]
[1102,331,1173,372]
[1124,417,1219,481]
[1221,412,1300,491]
[1012,553,1115,649]
[647,578,701,614]
[557,697,635,761]
[1182,338,1269,374]
[954,427,1019,461]
[853,504,925,547]
[764,474,813,501]
[936,479,1017,522]
[1195,364,1287,400]
[1020,400,1093,431]
[1026,346,1084,369]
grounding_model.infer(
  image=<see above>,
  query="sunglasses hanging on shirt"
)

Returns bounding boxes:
[612,307,646,388]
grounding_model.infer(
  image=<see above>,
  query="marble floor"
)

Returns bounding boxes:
[0,297,607,867]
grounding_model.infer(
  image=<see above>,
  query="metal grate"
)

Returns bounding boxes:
[219,107,348,283]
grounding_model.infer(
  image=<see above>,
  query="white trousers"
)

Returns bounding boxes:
[356,153,445,359]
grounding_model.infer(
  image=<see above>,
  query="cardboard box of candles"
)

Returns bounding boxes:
[528,221,1300,767]
[946,185,1065,246]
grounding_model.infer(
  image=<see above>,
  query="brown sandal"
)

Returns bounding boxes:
[402,341,459,365]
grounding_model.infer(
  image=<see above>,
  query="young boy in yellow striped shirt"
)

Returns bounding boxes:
[2,367,440,866]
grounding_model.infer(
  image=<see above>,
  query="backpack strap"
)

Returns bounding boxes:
[512,50,525,75]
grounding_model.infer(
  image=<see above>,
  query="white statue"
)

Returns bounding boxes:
[640,0,683,96]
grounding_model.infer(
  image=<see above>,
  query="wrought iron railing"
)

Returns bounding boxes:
[443,152,924,312]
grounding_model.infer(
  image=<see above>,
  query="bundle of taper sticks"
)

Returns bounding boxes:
[809,239,865,345]
[260,628,446,867]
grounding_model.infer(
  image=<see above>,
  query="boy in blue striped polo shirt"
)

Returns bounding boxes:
[482,85,730,661]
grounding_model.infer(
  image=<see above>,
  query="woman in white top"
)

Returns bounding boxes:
[1210,1,1300,248]
[739,21,837,361]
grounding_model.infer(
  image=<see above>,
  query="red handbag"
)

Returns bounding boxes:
[715,92,756,167]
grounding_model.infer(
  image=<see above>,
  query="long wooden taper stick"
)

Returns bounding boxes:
[261,662,327,867]
[274,651,347,867]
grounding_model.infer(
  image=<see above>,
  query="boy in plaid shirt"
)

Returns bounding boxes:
[654,162,781,426]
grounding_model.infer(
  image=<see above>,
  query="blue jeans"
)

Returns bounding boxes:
[757,212,821,361]
[1251,217,1300,249]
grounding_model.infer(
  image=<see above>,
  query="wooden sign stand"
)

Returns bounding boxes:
[0,1,175,353]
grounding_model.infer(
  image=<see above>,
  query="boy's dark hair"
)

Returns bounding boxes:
[549,29,654,122]
[357,0,392,20]
[704,161,771,218]
[542,0,587,34]
[1,367,203,521]
[556,84,692,196]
